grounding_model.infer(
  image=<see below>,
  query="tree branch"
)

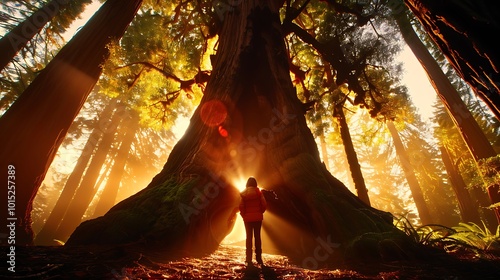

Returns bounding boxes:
[319,0,372,26]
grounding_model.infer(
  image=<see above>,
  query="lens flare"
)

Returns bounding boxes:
[232,177,248,192]
[218,125,228,137]
[200,99,227,127]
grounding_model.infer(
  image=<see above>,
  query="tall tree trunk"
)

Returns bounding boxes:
[67,0,415,263]
[92,111,138,218]
[391,2,500,224]
[0,0,69,71]
[403,0,500,121]
[0,0,92,71]
[319,133,330,171]
[393,1,497,162]
[54,109,123,242]
[386,121,432,224]
[335,105,370,206]
[0,0,143,245]
[34,99,118,245]
[439,146,482,224]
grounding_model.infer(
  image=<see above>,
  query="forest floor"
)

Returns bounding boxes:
[2,244,500,279]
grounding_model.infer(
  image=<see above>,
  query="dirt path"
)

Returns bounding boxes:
[2,244,500,279]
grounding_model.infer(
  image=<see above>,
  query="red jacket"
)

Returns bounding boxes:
[239,187,267,222]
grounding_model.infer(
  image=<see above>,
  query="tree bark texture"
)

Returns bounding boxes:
[67,1,415,263]
[404,0,500,121]
[0,0,143,245]
[470,184,499,230]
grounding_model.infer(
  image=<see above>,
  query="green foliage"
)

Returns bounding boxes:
[0,0,92,113]
[440,222,500,258]
[396,215,500,259]
[5,0,497,248]
[97,5,207,130]
[394,215,450,245]
[478,155,500,187]
[48,0,94,35]
[282,1,440,220]
[430,28,500,193]
[289,0,409,121]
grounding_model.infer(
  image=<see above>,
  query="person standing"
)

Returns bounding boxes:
[239,177,267,266]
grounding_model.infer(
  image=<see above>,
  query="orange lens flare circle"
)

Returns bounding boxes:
[218,126,229,137]
[200,100,227,127]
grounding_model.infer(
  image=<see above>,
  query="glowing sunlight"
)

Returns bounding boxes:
[221,216,246,245]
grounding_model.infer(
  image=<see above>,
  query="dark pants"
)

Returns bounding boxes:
[244,221,262,263]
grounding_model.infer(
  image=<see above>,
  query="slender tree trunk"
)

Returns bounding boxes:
[335,105,370,206]
[392,3,500,224]
[34,99,118,245]
[0,0,68,71]
[393,2,496,162]
[470,184,499,229]
[0,0,143,245]
[387,121,432,224]
[54,109,123,242]
[439,146,482,224]
[319,133,330,171]
[67,1,414,264]
[403,0,500,120]
[92,112,138,218]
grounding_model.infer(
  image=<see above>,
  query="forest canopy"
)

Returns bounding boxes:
[0,0,499,266]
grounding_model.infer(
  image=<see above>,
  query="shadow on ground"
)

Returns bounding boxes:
[2,244,500,279]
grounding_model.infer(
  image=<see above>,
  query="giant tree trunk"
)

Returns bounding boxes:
[0,0,142,245]
[387,121,432,224]
[67,1,414,263]
[403,0,500,121]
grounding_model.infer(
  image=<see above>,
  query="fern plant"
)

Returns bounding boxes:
[396,215,500,259]
[441,222,500,258]
[394,215,450,246]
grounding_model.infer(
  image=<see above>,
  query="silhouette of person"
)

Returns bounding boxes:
[239,177,267,266]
